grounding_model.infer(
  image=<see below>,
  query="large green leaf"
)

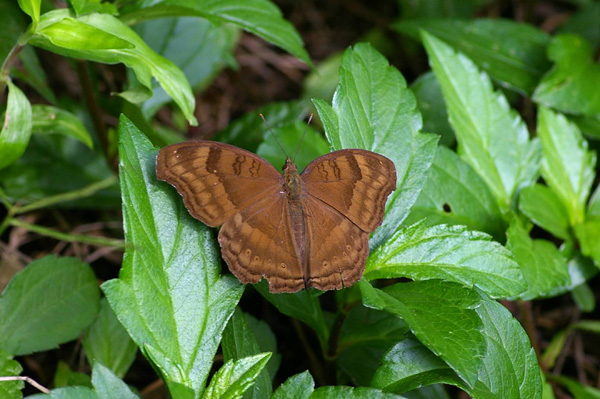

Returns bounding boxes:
[533,34,600,116]
[537,107,596,225]
[360,280,485,388]
[133,17,239,119]
[0,80,32,170]
[371,337,464,394]
[313,43,438,249]
[365,222,525,299]
[0,255,100,356]
[422,31,541,212]
[119,0,311,67]
[506,221,570,300]
[519,184,570,240]
[83,298,138,378]
[27,387,97,399]
[101,116,243,397]
[222,309,275,399]
[311,386,406,398]
[271,371,313,399]
[202,353,271,399]
[396,18,550,94]
[29,10,197,125]
[405,146,505,240]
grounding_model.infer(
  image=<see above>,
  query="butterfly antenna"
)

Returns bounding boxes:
[260,113,288,158]
[293,113,313,163]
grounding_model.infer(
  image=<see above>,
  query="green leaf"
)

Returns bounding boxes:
[17,0,41,26]
[254,281,329,343]
[551,376,600,399]
[404,146,505,240]
[0,349,23,399]
[27,386,98,399]
[119,0,311,67]
[571,114,600,141]
[410,72,454,146]
[559,3,600,49]
[257,122,329,173]
[313,43,438,249]
[244,314,280,380]
[0,1,27,66]
[29,10,197,125]
[574,220,600,266]
[0,80,32,170]
[0,135,119,208]
[397,0,488,18]
[360,280,485,387]
[222,309,274,399]
[588,185,600,218]
[32,105,93,148]
[54,361,92,388]
[371,337,465,394]
[271,371,314,399]
[506,221,570,300]
[311,386,406,398]
[83,298,138,378]
[572,283,595,312]
[396,18,550,94]
[101,116,243,397]
[533,34,600,116]
[337,305,409,386]
[214,100,311,152]
[133,17,239,119]
[537,107,596,225]
[365,222,525,299]
[203,353,271,399]
[422,31,541,212]
[519,184,570,240]
[0,255,100,356]
[469,297,542,399]
[91,362,139,399]
[70,0,118,16]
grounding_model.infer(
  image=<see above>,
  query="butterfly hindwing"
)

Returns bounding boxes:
[301,149,397,233]
[156,141,283,227]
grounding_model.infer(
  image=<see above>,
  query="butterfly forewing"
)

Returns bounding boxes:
[301,149,397,232]
[156,141,283,227]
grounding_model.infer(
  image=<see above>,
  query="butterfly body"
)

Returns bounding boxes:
[156,140,396,293]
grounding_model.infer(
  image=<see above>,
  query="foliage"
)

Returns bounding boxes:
[1,1,599,398]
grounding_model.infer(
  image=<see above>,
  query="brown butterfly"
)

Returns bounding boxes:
[156,141,396,293]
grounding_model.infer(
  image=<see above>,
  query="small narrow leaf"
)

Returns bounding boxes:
[519,184,570,240]
[83,298,138,378]
[203,353,271,399]
[0,255,100,356]
[271,371,314,399]
[422,31,541,211]
[92,362,139,399]
[506,221,570,300]
[405,146,505,240]
[361,280,485,387]
[551,375,600,399]
[365,222,525,299]
[396,18,551,94]
[32,105,93,149]
[17,0,41,26]
[537,107,596,225]
[533,34,600,116]
[314,43,438,248]
[102,116,243,397]
[0,80,32,170]
[0,349,23,399]
[29,10,197,125]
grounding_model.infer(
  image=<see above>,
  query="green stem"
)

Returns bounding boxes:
[0,32,32,99]
[11,175,118,215]
[10,218,125,248]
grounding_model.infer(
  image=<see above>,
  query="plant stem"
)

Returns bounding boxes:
[0,32,32,99]
[517,299,540,360]
[10,218,125,248]
[0,376,49,393]
[11,175,118,215]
